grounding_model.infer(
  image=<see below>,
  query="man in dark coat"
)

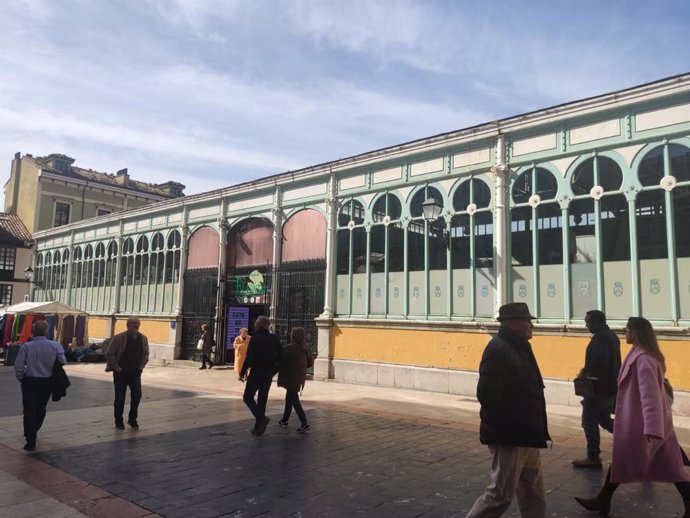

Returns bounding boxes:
[467,302,550,518]
[572,310,621,469]
[240,316,282,436]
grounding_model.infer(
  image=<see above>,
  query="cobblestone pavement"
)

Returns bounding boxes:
[0,365,688,517]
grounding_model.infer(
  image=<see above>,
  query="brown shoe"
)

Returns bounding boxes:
[572,457,603,469]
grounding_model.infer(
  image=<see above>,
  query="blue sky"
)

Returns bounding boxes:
[1,0,689,205]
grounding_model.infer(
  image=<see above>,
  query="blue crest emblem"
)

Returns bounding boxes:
[434,286,442,298]
[393,287,400,299]
[649,278,660,295]
[412,287,420,299]
[457,285,465,298]
[356,288,362,299]
[613,282,623,297]
[518,284,527,298]
[339,288,345,299]
[547,283,556,298]
[375,287,382,298]
[481,285,489,298]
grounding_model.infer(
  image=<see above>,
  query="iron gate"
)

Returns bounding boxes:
[269,259,326,364]
[181,267,218,361]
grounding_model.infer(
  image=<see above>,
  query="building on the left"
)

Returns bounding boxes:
[2,152,186,298]
[0,213,33,305]
[4,152,185,233]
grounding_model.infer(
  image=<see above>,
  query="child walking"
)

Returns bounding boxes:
[277,327,313,433]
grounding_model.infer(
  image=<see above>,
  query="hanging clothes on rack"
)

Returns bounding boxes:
[75,315,87,347]
[11,314,23,342]
[18,314,35,343]
[2,314,13,346]
[46,315,57,341]
[60,314,75,349]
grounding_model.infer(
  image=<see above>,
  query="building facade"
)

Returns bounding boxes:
[4,153,185,233]
[0,213,33,305]
[29,74,690,408]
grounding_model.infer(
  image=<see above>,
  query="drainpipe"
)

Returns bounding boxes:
[175,207,189,315]
[215,200,228,361]
[269,187,283,330]
[65,231,75,305]
[493,133,509,313]
[320,173,338,318]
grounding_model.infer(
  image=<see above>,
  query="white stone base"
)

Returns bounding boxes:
[149,343,176,363]
[330,359,690,416]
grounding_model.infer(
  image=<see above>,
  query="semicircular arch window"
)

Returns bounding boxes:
[410,186,443,218]
[167,230,181,249]
[95,243,105,258]
[372,194,402,222]
[137,236,149,253]
[513,168,558,203]
[338,199,365,227]
[639,144,690,186]
[152,233,164,251]
[62,249,70,262]
[572,157,622,195]
[454,178,492,211]
[84,244,94,259]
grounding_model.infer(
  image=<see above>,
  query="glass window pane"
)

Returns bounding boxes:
[636,190,667,260]
[511,206,533,266]
[601,195,630,261]
[537,204,562,265]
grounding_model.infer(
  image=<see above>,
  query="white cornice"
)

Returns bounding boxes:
[31,73,690,241]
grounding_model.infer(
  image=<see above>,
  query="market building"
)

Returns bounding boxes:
[29,73,690,406]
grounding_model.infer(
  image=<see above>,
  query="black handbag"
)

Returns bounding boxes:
[573,376,597,397]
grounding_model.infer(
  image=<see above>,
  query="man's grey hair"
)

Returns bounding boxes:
[32,320,48,337]
[255,316,270,330]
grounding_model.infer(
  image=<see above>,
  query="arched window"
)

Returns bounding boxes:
[335,199,366,314]
[635,143,690,321]
[571,156,623,195]
[166,230,182,283]
[105,241,117,287]
[368,194,403,315]
[511,167,563,318]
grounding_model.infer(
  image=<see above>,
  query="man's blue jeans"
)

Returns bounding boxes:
[581,395,615,460]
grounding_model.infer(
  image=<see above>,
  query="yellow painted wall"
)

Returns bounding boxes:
[331,325,690,390]
[113,318,172,344]
[88,317,110,340]
[17,161,40,232]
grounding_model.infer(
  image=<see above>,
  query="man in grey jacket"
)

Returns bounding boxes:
[14,320,66,451]
[105,317,149,429]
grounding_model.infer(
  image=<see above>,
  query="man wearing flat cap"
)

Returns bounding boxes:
[467,303,550,518]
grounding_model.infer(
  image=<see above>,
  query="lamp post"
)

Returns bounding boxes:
[421,197,442,222]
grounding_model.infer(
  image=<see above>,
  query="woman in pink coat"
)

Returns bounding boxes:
[575,317,690,516]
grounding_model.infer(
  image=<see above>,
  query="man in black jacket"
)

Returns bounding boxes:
[467,303,550,518]
[240,316,282,436]
[572,310,621,469]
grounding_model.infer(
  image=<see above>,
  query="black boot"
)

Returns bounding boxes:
[574,468,618,516]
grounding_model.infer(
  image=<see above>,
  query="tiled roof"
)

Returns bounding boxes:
[0,213,33,246]
[28,156,176,198]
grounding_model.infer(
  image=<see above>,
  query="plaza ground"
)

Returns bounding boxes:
[0,363,688,517]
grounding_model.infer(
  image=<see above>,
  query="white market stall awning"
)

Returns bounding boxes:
[0,301,88,316]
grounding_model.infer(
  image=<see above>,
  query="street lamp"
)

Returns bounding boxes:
[421,197,443,222]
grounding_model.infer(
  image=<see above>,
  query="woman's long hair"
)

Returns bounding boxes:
[627,317,666,372]
[290,327,306,348]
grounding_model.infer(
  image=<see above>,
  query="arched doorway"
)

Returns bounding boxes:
[182,225,219,360]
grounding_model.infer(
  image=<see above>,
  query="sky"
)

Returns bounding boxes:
[1,0,690,206]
